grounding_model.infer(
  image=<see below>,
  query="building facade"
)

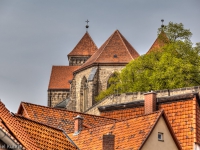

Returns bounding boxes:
[48,30,141,111]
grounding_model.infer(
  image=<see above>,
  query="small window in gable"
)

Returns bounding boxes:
[158,132,164,141]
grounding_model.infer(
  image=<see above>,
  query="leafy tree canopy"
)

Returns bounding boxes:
[95,22,200,101]
[158,22,192,42]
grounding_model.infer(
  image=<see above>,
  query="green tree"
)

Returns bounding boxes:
[95,22,200,101]
[158,22,192,42]
[95,72,121,101]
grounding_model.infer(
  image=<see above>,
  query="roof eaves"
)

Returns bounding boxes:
[98,100,144,112]
[21,102,117,121]
[0,127,24,150]
[157,92,199,104]
[138,110,163,150]
[62,130,80,150]
[74,62,127,74]
[48,88,70,90]
[162,110,182,150]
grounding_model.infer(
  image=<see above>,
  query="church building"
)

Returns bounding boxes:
[48,24,165,112]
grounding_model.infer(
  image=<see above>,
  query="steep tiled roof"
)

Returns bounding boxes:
[76,30,140,72]
[0,101,39,149]
[0,101,78,150]
[68,32,98,57]
[17,102,116,134]
[100,93,198,150]
[0,118,22,148]
[15,115,78,150]
[69,110,170,150]
[48,66,79,90]
[146,31,169,54]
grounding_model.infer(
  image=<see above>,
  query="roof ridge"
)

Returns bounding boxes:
[117,30,133,60]
[86,31,98,53]
[68,31,98,56]
[92,30,117,63]
[146,31,168,54]
[138,110,163,150]
[118,30,140,58]
[20,102,117,120]
[15,114,65,132]
[76,110,163,136]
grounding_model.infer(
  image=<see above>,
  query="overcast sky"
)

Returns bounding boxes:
[0,0,199,112]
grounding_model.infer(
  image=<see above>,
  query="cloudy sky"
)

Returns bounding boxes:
[0,0,199,112]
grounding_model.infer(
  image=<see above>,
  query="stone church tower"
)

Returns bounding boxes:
[48,29,140,111]
[48,32,98,107]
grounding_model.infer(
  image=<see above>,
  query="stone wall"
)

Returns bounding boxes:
[85,86,200,115]
[98,66,124,92]
[69,56,90,66]
[71,65,124,112]
[72,67,93,112]
[47,90,70,107]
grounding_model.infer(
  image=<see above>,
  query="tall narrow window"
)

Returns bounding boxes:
[80,77,88,112]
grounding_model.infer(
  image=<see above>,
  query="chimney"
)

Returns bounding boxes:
[144,91,157,114]
[73,115,83,135]
[103,133,115,150]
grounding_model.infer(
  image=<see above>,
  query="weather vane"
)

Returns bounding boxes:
[85,19,89,31]
[161,19,164,28]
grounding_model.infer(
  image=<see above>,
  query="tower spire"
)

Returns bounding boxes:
[161,19,164,28]
[85,19,89,32]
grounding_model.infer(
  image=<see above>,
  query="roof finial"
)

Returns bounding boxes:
[85,19,89,31]
[161,19,164,28]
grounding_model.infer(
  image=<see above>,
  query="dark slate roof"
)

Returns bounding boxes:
[54,98,70,108]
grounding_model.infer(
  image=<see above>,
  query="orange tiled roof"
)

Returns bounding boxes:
[17,102,116,134]
[101,106,144,121]
[0,118,23,148]
[0,101,40,149]
[69,110,171,150]
[76,30,140,72]
[15,115,78,150]
[68,32,98,57]
[48,66,79,90]
[0,101,78,150]
[100,93,198,150]
[146,31,169,54]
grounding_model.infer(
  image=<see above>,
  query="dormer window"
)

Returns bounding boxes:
[158,132,164,141]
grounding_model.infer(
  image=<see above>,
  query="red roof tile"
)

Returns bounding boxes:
[68,32,98,57]
[0,118,22,148]
[0,101,78,150]
[48,66,79,90]
[76,30,140,72]
[69,110,174,150]
[146,31,169,54]
[0,101,40,149]
[17,102,116,134]
[101,106,144,120]
[16,115,78,150]
[100,94,197,150]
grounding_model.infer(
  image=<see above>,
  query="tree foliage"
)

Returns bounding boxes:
[95,22,200,101]
[158,22,192,42]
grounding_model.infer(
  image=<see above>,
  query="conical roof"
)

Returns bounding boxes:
[68,32,98,57]
[76,30,139,72]
[146,31,169,54]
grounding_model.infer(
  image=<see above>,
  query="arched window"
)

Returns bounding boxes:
[107,73,117,89]
[80,76,88,112]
